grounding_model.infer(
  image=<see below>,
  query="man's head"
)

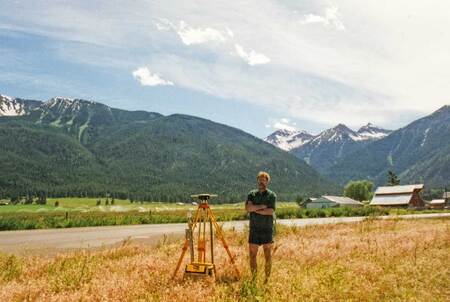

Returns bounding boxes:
[257,171,270,191]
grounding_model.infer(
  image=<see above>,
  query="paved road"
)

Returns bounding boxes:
[0,213,448,256]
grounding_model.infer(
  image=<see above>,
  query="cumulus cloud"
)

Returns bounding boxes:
[234,44,271,65]
[155,22,172,31]
[302,5,345,31]
[155,18,270,66]
[266,117,298,131]
[177,21,227,45]
[155,19,228,45]
[226,27,234,38]
[132,67,173,86]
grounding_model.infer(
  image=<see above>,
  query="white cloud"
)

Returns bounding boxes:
[302,5,345,31]
[234,44,271,65]
[177,21,227,45]
[155,18,270,67]
[155,23,172,31]
[154,17,270,67]
[265,117,298,132]
[273,122,296,131]
[303,14,327,24]
[132,67,173,86]
[155,19,228,45]
[226,27,234,37]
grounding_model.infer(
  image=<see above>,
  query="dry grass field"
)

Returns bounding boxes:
[1,218,449,301]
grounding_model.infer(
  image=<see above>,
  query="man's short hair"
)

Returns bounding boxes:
[257,171,270,182]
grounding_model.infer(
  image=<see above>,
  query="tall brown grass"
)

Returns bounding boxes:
[1,218,449,301]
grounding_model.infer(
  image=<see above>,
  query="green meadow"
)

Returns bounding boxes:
[0,198,296,213]
[1,198,449,231]
[0,198,298,230]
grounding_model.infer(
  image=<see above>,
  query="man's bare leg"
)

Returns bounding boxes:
[263,243,272,283]
[249,243,259,278]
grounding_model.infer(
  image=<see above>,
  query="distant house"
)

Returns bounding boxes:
[306,195,363,209]
[428,192,450,209]
[306,197,318,203]
[370,184,425,208]
[303,197,317,208]
[427,199,447,209]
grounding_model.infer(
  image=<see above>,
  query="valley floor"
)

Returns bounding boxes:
[0,217,449,301]
[1,198,449,232]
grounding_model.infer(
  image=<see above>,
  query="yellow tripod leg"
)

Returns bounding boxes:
[172,239,189,279]
[208,208,241,277]
[172,206,201,279]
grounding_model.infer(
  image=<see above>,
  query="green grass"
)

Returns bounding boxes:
[1,198,449,231]
[0,198,297,214]
[0,204,56,213]
[0,208,251,230]
[0,199,300,231]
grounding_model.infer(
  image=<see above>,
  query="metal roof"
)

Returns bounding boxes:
[370,193,413,205]
[429,199,446,205]
[375,184,424,195]
[322,195,362,205]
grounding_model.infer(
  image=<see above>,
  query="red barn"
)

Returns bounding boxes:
[370,184,425,208]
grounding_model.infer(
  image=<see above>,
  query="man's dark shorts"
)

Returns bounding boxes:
[248,227,273,245]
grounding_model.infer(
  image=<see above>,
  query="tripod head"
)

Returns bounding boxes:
[190,194,218,203]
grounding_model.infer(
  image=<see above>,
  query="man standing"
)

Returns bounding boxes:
[245,171,277,282]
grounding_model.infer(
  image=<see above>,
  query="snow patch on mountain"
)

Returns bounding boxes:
[421,127,430,147]
[0,94,25,116]
[264,129,313,151]
[355,123,392,141]
[42,97,103,114]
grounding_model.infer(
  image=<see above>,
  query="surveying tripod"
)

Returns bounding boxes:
[172,194,240,279]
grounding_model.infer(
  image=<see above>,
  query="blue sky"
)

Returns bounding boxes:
[1,1,449,138]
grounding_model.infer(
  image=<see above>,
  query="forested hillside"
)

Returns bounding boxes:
[0,95,336,202]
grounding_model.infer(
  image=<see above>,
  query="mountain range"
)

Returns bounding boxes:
[265,123,391,152]
[265,107,450,187]
[0,93,336,202]
[265,123,392,172]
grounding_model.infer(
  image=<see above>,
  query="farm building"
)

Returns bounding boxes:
[427,199,447,209]
[428,192,450,209]
[304,197,317,206]
[370,184,425,208]
[306,195,362,209]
